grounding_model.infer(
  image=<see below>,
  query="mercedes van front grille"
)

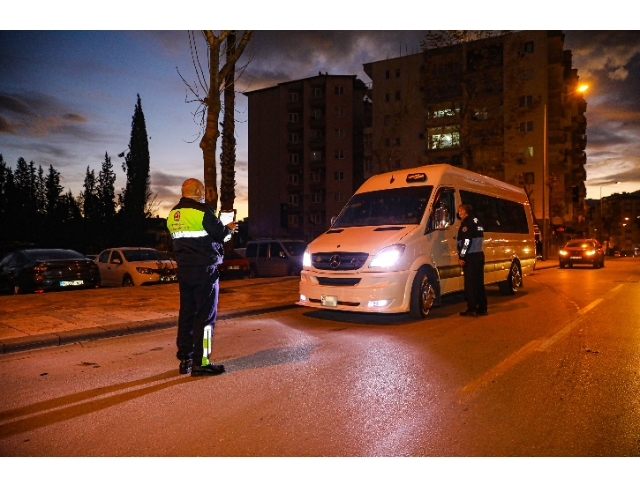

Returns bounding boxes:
[312,252,369,271]
[316,277,361,286]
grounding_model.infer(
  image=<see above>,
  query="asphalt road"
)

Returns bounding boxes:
[1,258,639,460]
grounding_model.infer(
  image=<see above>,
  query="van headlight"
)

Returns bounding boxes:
[369,244,405,268]
[303,247,311,269]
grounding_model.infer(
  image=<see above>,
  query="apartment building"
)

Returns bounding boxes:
[590,191,640,254]
[363,31,588,239]
[245,74,368,242]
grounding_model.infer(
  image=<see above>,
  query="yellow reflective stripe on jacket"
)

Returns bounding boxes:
[167,207,205,236]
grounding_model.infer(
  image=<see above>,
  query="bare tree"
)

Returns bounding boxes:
[178,30,252,209]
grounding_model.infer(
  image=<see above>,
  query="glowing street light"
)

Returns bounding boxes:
[577,84,589,93]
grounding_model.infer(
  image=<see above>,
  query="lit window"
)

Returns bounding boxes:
[428,126,461,149]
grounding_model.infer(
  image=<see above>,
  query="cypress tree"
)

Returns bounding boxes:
[81,166,99,221]
[44,165,62,218]
[97,152,116,220]
[120,94,151,221]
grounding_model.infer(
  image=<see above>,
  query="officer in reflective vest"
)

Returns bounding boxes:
[457,203,488,317]
[167,178,236,376]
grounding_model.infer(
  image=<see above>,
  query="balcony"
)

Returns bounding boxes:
[309,157,326,168]
[309,95,326,107]
[310,117,325,129]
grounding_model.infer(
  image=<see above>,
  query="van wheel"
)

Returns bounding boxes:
[409,267,437,319]
[287,265,301,276]
[122,275,134,287]
[249,266,257,278]
[499,261,522,295]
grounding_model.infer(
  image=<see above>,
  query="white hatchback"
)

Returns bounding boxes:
[95,247,178,287]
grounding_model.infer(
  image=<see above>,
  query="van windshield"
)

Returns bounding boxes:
[333,186,433,228]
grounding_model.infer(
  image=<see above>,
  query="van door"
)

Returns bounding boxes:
[426,187,462,295]
[268,241,289,276]
[257,242,269,276]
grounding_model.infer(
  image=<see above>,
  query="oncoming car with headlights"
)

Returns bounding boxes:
[95,247,177,287]
[297,165,536,318]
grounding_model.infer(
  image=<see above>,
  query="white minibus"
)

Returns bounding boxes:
[297,164,537,318]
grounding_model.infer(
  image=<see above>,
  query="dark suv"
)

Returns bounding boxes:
[558,239,605,268]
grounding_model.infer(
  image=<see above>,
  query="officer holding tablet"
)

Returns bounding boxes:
[167,178,237,376]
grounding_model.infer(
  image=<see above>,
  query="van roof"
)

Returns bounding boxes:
[358,164,526,201]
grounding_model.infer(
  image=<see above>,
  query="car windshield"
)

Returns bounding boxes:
[24,249,85,261]
[282,242,307,256]
[122,249,162,262]
[332,186,433,228]
[566,241,594,249]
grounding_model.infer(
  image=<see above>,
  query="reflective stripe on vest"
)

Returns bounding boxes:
[167,207,206,237]
[170,230,208,239]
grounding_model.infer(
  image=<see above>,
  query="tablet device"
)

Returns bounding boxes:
[219,209,236,226]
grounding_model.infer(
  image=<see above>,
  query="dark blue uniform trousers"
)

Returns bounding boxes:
[175,265,219,365]
[463,252,487,312]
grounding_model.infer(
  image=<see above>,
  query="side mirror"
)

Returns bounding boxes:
[112,258,122,265]
[330,216,337,227]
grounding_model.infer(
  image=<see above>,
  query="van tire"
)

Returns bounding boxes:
[409,267,437,319]
[287,265,301,276]
[499,261,522,295]
[249,266,257,278]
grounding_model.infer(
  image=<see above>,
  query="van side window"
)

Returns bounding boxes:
[246,244,257,258]
[272,243,287,258]
[258,243,269,258]
[460,190,529,234]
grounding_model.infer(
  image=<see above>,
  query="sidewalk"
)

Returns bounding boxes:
[0,277,301,355]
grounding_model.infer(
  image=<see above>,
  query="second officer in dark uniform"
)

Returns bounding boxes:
[456,203,488,316]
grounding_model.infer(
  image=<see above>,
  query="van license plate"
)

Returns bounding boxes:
[321,295,337,307]
[60,280,84,286]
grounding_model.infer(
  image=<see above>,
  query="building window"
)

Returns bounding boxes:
[384,115,391,126]
[288,112,299,123]
[428,126,461,149]
[288,92,299,102]
[288,133,300,143]
[395,68,401,78]
[334,150,345,159]
[385,70,390,80]
[395,91,401,101]
[394,159,402,168]
[288,154,299,165]
[289,174,299,185]
[310,213,323,225]
[385,93,390,102]
[523,41,534,53]
[310,171,322,182]
[519,121,534,133]
[523,172,535,184]
[385,138,391,147]
[520,147,534,158]
[334,107,345,117]
[334,171,344,180]
[313,108,323,120]
[430,106,459,118]
[311,151,323,161]
[472,107,488,120]
[288,214,299,228]
[364,157,372,173]
[311,192,323,203]
[288,194,299,206]
[334,86,344,95]
[312,87,323,99]
[364,133,372,148]
[395,137,401,146]
[519,95,533,107]
[520,68,534,80]
[334,192,345,202]
[334,128,346,138]
[311,129,322,140]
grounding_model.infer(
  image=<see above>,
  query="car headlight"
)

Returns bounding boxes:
[369,244,405,268]
[136,267,154,274]
[586,250,596,256]
[303,247,311,269]
[559,250,568,256]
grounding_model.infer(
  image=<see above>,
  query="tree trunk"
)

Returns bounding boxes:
[220,31,237,212]
[201,34,222,209]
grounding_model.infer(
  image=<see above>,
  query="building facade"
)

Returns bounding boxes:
[363,31,588,247]
[245,74,367,243]
[589,191,640,255]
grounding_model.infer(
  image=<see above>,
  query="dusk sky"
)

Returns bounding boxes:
[2,18,639,221]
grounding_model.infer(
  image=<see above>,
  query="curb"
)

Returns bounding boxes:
[0,303,299,356]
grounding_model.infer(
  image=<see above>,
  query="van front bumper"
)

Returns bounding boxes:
[297,269,416,313]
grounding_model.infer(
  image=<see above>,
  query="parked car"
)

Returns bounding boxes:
[245,239,306,277]
[95,247,177,287]
[0,248,100,294]
[218,250,250,280]
[558,239,605,268]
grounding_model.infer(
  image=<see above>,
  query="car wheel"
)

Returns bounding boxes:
[122,275,134,287]
[499,261,522,295]
[559,262,565,269]
[409,267,437,319]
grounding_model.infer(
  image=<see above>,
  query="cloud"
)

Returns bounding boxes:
[151,170,188,187]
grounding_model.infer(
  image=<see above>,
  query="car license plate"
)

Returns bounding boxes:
[160,276,177,282]
[60,280,84,286]
[228,265,240,270]
[570,256,582,260]
[321,295,338,307]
